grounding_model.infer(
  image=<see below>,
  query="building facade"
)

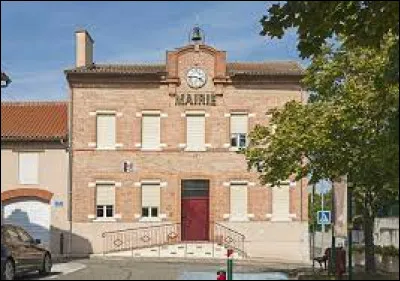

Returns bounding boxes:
[1,102,70,258]
[66,29,310,262]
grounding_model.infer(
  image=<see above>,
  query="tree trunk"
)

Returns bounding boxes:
[363,197,376,272]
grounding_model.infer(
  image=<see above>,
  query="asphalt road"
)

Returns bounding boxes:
[41,259,293,280]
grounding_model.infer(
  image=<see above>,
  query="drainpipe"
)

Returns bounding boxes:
[300,178,303,221]
[67,86,73,259]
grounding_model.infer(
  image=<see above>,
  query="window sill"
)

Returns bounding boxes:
[228,217,250,222]
[95,147,117,151]
[140,148,163,152]
[184,148,207,152]
[93,218,117,222]
[138,217,162,222]
[229,147,246,152]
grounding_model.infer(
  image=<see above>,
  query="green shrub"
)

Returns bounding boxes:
[381,245,399,257]
[351,245,399,257]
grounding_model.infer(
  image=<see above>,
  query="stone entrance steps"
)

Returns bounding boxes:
[104,242,243,259]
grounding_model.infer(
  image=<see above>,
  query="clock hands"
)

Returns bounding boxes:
[188,74,205,81]
[187,69,206,87]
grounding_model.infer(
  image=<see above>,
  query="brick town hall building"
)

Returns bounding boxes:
[65,28,310,262]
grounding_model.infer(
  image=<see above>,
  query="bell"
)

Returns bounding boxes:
[191,26,202,42]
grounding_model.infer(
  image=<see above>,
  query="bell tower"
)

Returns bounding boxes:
[189,25,205,45]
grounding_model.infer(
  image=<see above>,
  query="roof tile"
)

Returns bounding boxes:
[1,102,68,141]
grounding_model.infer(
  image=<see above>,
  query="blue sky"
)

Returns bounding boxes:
[1,1,304,101]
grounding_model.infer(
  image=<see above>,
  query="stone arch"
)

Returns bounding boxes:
[1,188,54,203]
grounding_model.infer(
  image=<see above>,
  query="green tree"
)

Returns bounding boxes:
[253,1,399,272]
[260,1,399,83]
[260,1,399,56]
[245,34,399,272]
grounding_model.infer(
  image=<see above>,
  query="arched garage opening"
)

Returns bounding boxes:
[1,188,53,249]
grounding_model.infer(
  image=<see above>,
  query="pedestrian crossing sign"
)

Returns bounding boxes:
[317,211,331,225]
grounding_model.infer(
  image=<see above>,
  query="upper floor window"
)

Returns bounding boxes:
[230,114,248,149]
[96,183,115,218]
[186,113,206,151]
[96,113,116,149]
[18,152,39,184]
[142,113,161,150]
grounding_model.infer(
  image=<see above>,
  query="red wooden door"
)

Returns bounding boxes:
[181,180,209,241]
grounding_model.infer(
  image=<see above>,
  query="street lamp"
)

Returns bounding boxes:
[1,72,11,88]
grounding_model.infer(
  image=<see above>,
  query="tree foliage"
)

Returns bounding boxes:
[260,1,399,58]
[248,3,399,272]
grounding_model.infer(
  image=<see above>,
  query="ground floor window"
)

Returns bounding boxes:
[96,183,115,218]
[97,205,114,218]
[141,207,159,218]
[141,182,161,219]
[230,182,248,221]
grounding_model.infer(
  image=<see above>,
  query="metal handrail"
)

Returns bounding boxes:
[102,222,182,254]
[102,223,178,237]
[102,221,246,257]
[212,221,246,239]
[211,222,246,257]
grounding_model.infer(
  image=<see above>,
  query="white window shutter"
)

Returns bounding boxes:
[272,186,290,221]
[230,184,248,220]
[96,184,115,206]
[186,115,205,151]
[142,184,161,207]
[142,115,161,149]
[230,114,248,134]
[97,114,116,148]
[19,153,39,184]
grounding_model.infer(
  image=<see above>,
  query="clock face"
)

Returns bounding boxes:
[186,68,207,88]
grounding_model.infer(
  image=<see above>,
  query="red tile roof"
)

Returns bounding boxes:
[1,102,68,141]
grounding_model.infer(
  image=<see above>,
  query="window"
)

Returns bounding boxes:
[141,207,159,218]
[141,183,161,218]
[96,114,116,149]
[272,185,290,221]
[96,184,115,218]
[19,152,39,184]
[186,114,205,151]
[230,182,248,221]
[142,114,161,149]
[230,114,248,149]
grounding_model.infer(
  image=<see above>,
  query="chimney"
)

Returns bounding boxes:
[75,29,94,67]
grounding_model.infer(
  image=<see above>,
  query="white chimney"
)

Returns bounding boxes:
[75,29,94,67]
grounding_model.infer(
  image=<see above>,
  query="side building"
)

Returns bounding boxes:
[1,102,70,259]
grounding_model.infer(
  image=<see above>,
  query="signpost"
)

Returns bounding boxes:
[317,211,331,225]
[316,182,331,259]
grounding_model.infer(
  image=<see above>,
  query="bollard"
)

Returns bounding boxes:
[60,233,64,256]
[217,270,227,280]
[227,249,234,280]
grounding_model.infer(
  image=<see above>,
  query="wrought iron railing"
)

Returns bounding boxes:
[102,222,246,258]
[102,223,182,255]
[211,222,246,258]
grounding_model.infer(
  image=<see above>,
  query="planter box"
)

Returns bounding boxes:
[378,255,399,273]
[353,252,365,266]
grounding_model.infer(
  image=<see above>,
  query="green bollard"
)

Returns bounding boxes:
[227,249,234,280]
[227,258,233,280]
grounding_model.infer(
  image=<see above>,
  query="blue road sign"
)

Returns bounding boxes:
[317,210,331,225]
